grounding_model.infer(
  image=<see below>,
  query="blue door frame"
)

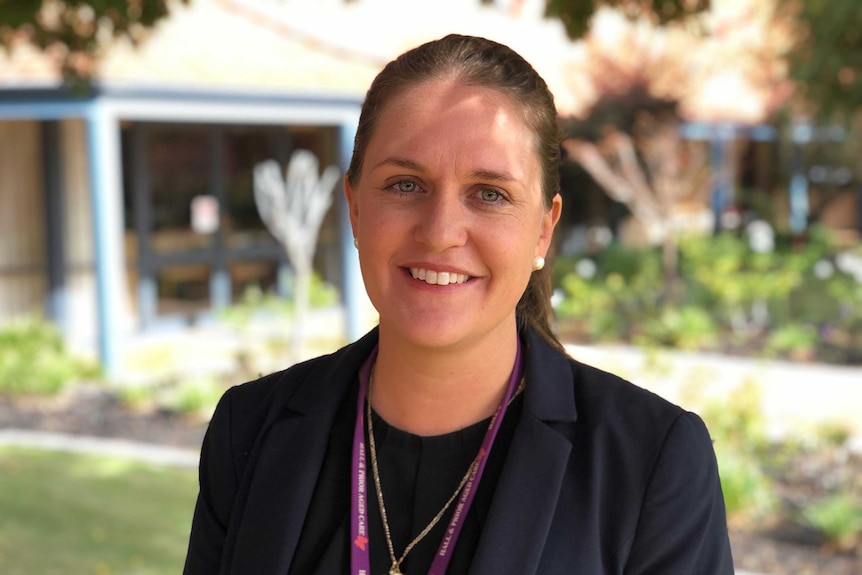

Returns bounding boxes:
[0,86,364,376]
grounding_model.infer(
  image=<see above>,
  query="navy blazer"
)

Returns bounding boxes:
[183,327,734,574]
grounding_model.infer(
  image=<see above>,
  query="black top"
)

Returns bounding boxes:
[288,379,524,575]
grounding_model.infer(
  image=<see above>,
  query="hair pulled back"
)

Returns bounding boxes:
[348,34,564,351]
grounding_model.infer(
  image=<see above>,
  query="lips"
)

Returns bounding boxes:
[409,268,470,286]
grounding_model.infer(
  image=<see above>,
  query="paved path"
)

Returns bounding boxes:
[0,429,199,468]
[566,343,862,450]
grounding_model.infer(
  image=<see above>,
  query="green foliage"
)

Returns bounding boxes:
[555,244,668,341]
[680,233,808,312]
[639,305,718,350]
[555,226,862,363]
[714,446,780,521]
[800,493,862,550]
[308,272,340,308]
[219,284,293,330]
[161,374,224,418]
[0,446,197,574]
[0,318,99,396]
[765,323,818,359]
[692,376,861,538]
[697,380,779,523]
[777,0,862,121]
[701,380,770,454]
[117,373,225,419]
[220,273,340,329]
[116,380,159,409]
[546,0,708,39]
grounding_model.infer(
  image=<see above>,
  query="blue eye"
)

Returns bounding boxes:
[396,180,417,193]
[480,189,502,202]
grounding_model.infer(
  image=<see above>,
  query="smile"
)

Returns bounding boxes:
[409,268,470,286]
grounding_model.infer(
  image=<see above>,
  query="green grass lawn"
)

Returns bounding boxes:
[0,446,198,575]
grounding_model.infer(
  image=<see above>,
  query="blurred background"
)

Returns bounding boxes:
[0,0,860,573]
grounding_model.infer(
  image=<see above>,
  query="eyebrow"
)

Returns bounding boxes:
[469,169,517,183]
[373,157,518,183]
[372,157,425,172]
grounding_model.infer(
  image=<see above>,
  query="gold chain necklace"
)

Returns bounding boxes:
[366,373,525,575]
[367,392,476,575]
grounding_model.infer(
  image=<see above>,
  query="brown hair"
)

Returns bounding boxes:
[348,34,564,352]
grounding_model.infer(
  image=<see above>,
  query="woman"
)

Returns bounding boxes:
[184,35,734,575]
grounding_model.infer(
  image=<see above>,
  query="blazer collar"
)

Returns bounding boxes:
[471,328,578,574]
[522,327,578,424]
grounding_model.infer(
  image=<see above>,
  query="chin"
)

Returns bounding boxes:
[380,314,475,349]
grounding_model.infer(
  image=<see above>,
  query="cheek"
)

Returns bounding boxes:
[483,224,539,273]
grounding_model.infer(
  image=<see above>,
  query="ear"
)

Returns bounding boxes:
[344,173,359,238]
[537,193,562,258]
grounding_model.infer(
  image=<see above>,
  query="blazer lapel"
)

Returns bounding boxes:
[229,330,379,574]
[470,414,573,574]
[470,330,578,575]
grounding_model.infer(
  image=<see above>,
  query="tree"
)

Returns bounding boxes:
[0,0,186,83]
[558,4,789,288]
[776,0,862,121]
[563,94,710,290]
[254,151,340,360]
[546,0,708,38]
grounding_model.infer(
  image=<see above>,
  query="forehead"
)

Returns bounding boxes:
[380,76,530,131]
[367,77,538,170]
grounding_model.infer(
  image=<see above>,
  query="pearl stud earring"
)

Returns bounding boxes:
[353,237,359,249]
[533,256,545,271]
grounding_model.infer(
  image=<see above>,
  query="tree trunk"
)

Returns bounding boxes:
[662,232,680,301]
[291,258,311,361]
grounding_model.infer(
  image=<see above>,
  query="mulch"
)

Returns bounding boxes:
[0,386,208,449]
[1,386,860,575]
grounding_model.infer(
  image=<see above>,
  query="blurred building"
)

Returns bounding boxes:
[0,0,579,373]
[3,0,856,373]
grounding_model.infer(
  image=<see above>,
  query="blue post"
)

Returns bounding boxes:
[709,133,727,232]
[85,100,122,376]
[339,117,364,342]
[789,124,811,234]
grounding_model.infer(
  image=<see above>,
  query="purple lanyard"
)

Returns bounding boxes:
[351,341,523,575]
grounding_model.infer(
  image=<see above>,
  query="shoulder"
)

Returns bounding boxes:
[568,354,714,457]
[569,357,685,428]
[525,328,687,435]
[562,352,720,509]
[526,329,712,467]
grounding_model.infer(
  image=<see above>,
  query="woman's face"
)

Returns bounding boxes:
[346,77,561,351]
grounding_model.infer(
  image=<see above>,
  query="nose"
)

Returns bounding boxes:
[412,189,468,251]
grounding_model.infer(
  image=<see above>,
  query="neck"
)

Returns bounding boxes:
[370,322,520,436]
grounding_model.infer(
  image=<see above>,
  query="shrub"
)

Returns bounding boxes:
[714,445,779,523]
[764,323,818,360]
[801,493,862,551]
[639,305,719,350]
[0,318,98,396]
[221,272,341,328]
[554,225,862,364]
[162,375,224,418]
[695,380,780,524]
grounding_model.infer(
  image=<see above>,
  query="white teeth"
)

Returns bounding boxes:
[409,268,469,285]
